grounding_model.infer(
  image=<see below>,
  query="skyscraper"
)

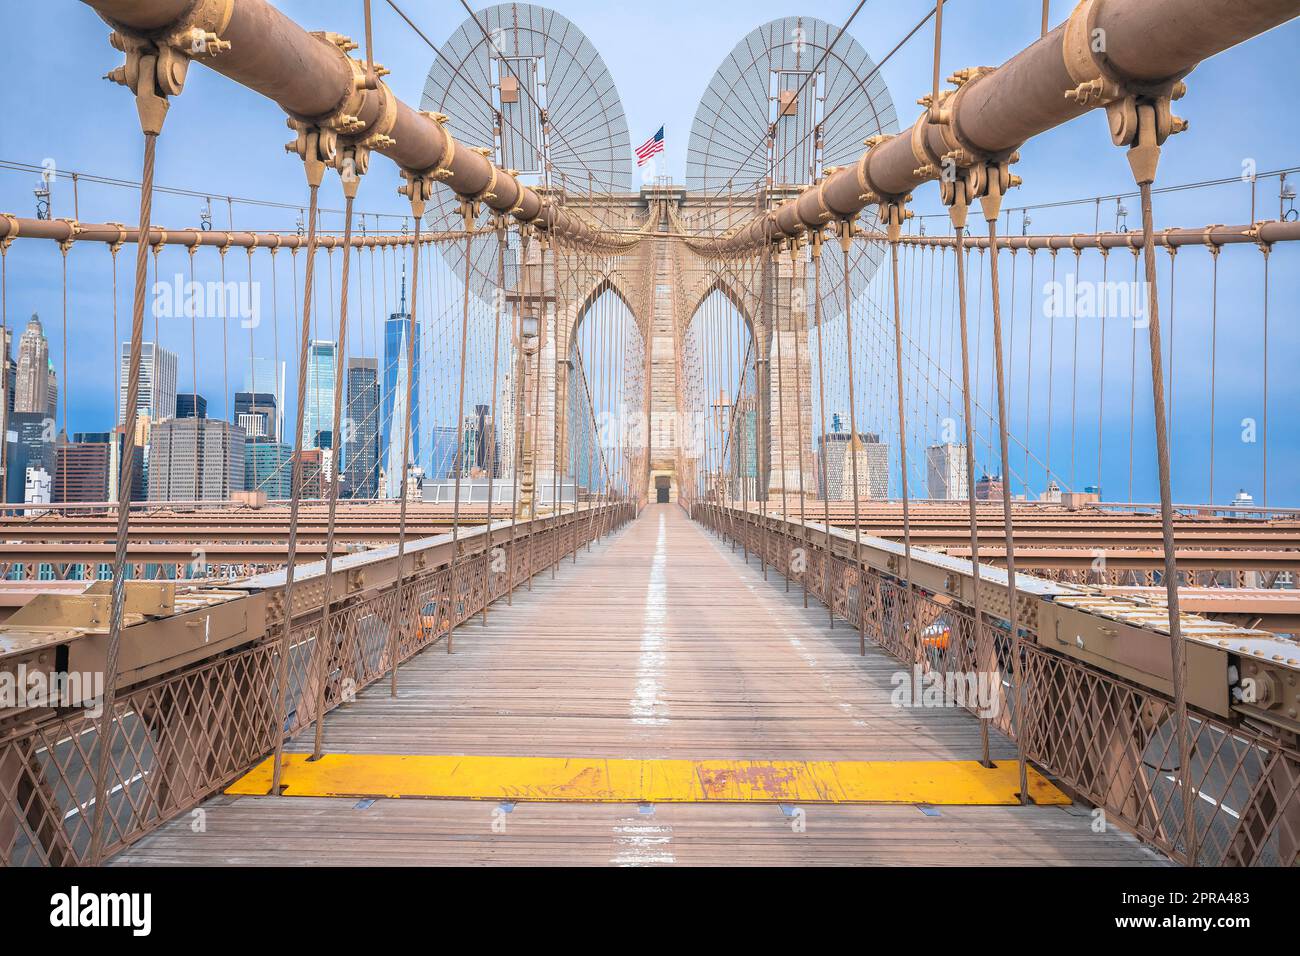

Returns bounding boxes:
[496,367,516,481]
[176,393,207,419]
[14,314,50,414]
[819,428,888,500]
[245,440,291,499]
[382,278,419,480]
[5,411,54,503]
[148,418,245,501]
[344,358,380,498]
[975,474,1004,501]
[107,427,146,504]
[926,442,968,500]
[233,392,276,440]
[292,447,326,499]
[3,335,13,418]
[55,437,111,504]
[23,463,51,511]
[45,361,57,419]
[118,341,178,424]
[306,340,335,451]
[843,433,889,501]
[452,406,496,478]
[818,430,849,499]
[429,425,459,482]
[243,358,286,441]
[0,328,14,488]
[728,400,758,497]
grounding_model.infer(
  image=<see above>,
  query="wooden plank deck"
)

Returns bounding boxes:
[113,504,1166,866]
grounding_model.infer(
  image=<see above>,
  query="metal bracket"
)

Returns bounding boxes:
[875,198,912,242]
[285,120,334,188]
[55,218,80,254]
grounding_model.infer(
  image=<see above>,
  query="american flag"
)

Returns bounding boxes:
[635,126,665,166]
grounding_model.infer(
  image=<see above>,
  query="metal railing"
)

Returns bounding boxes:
[0,502,634,866]
[693,502,1300,866]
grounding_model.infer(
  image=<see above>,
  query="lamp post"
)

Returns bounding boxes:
[517,312,540,518]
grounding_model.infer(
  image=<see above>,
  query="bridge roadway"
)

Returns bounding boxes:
[112,505,1164,866]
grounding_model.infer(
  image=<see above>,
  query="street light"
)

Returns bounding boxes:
[521,313,540,354]
[1281,175,1297,221]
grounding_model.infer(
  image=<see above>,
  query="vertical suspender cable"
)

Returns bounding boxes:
[88,127,158,864]
[507,230,529,604]
[548,230,563,565]
[1261,246,1269,509]
[526,236,546,586]
[388,211,422,695]
[1023,250,1036,488]
[792,245,810,607]
[1070,248,1080,489]
[758,243,770,578]
[309,186,357,758]
[59,245,69,504]
[446,212,475,653]
[952,223,991,767]
[1127,248,1138,504]
[984,214,1028,802]
[841,224,867,653]
[773,246,791,590]
[482,218,507,622]
[811,233,834,626]
[270,164,323,796]
[1096,248,1108,498]
[1137,166,1196,863]
[1207,248,1218,506]
[886,232,917,662]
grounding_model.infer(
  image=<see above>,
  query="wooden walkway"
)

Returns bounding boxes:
[114,504,1165,866]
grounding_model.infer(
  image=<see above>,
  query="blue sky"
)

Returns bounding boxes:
[0,2,1296,503]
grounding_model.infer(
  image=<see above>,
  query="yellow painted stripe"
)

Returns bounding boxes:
[228,754,1069,806]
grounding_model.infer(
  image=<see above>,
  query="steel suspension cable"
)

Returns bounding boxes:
[480,217,507,622]
[811,232,834,627]
[1207,248,1219,505]
[88,129,157,864]
[269,169,323,797]
[792,245,810,608]
[387,208,422,695]
[841,225,867,654]
[983,213,1029,806]
[445,213,476,653]
[309,184,358,758]
[951,223,991,767]
[1137,171,1196,864]
[772,244,792,592]
[884,233,918,662]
